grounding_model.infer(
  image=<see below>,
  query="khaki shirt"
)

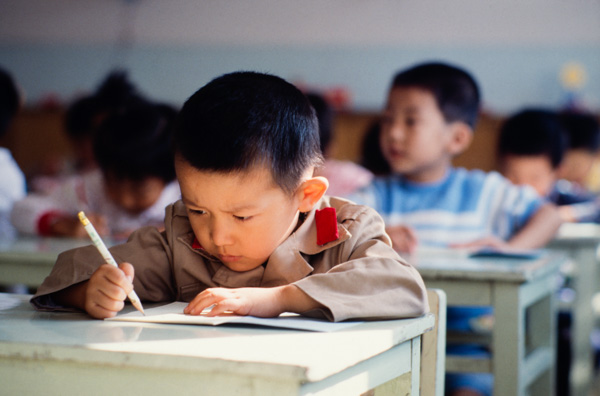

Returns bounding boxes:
[32,196,428,321]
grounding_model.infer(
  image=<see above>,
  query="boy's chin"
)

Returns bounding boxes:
[221,259,264,273]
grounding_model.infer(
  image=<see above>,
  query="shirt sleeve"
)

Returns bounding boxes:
[30,226,176,311]
[293,205,428,322]
[488,173,545,239]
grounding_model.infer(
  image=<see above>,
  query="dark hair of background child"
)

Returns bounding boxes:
[392,62,481,129]
[94,102,177,183]
[498,108,568,169]
[559,111,600,153]
[0,66,19,138]
[305,92,334,154]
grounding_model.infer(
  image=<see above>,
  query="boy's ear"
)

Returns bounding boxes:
[297,176,329,212]
[448,122,473,155]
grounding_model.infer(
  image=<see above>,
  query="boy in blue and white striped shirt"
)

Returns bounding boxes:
[348,62,562,396]
[349,62,561,254]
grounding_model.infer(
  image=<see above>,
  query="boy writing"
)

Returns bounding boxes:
[348,62,561,254]
[31,71,428,322]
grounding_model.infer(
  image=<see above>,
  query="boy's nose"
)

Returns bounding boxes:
[210,221,234,247]
[389,123,406,140]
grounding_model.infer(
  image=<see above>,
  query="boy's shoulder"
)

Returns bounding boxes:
[320,195,377,223]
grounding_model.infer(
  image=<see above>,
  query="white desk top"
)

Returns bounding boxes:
[551,222,600,247]
[0,293,433,383]
[409,249,567,282]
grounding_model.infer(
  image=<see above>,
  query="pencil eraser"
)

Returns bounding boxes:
[315,207,339,245]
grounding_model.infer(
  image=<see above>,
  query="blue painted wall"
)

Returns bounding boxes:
[2,43,598,114]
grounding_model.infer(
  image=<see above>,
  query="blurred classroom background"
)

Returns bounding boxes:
[0,0,599,180]
[2,2,600,394]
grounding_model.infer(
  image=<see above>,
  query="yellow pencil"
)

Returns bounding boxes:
[78,211,145,315]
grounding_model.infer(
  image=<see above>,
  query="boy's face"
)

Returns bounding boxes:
[499,154,555,197]
[380,87,458,182]
[557,149,596,186]
[104,175,166,215]
[176,161,302,272]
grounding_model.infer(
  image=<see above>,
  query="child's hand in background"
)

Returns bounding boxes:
[385,225,418,254]
[50,212,109,238]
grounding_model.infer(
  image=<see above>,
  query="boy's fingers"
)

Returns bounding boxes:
[185,288,229,315]
[119,262,135,283]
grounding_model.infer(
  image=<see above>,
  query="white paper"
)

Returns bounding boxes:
[106,302,361,332]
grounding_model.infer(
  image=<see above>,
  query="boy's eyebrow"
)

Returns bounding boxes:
[181,197,259,213]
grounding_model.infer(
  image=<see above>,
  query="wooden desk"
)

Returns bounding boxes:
[410,250,566,396]
[0,293,434,396]
[549,222,600,396]
[0,236,92,287]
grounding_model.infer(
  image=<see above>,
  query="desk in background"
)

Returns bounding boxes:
[0,236,99,288]
[411,250,566,396]
[549,222,600,396]
[0,293,434,396]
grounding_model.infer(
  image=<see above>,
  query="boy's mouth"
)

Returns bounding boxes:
[219,254,242,263]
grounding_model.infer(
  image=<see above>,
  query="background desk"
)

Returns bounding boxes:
[411,250,566,396]
[549,222,600,396]
[0,236,96,288]
[0,293,434,396]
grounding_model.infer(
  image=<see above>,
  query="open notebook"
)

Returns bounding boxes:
[106,302,362,332]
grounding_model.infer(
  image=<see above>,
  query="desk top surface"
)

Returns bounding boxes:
[409,248,568,282]
[0,293,433,382]
[550,222,600,246]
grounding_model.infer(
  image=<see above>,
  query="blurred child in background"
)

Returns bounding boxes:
[11,102,180,239]
[31,70,148,194]
[348,62,560,255]
[307,92,373,196]
[498,108,598,222]
[0,66,26,240]
[347,62,562,396]
[557,111,600,193]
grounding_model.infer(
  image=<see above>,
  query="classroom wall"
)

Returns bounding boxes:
[1,0,599,114]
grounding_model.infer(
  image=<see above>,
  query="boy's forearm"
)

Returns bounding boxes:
[53,281,89,311]
[279,284,324,314]
[507,203,562,249]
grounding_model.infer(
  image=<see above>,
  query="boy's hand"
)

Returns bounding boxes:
[84,262,135,319]
[184,285,323,318]
[184,287,286,317]
[386,225,418,253]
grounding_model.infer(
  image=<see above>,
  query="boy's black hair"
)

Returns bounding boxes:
[94,103,177,183]
[0,66,19,138]
[392,62,481,128]
[559,111,600,152]
[306,92,334,154]
[498,109,568,169]
[173,71,323,194]
[360,121,391,176]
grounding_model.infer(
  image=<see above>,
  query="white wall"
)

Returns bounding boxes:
[1,0,599,113]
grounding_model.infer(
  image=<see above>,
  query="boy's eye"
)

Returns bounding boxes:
[405,117,417,127]
[190,209,206,215]
[234,215,252,222]
[380,115,393,126]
